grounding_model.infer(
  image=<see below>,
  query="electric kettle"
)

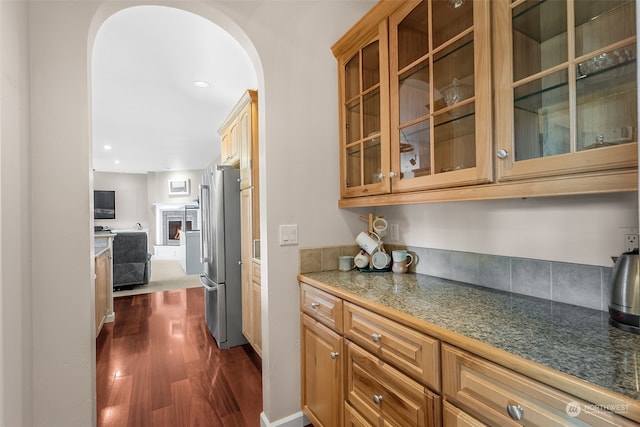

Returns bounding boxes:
[609,249,640,333]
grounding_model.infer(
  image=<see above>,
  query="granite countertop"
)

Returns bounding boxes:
[299,270,640,402]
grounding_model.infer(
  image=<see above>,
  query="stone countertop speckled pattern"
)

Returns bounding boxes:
[299,270,640,402]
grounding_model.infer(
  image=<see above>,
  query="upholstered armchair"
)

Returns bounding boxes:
[112,232,152,289]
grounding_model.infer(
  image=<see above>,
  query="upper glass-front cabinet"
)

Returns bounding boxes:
[494,0,638,181]
[337,20,391,198]
[389,0,493,192]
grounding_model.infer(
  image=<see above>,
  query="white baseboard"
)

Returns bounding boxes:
[260,411,308,427]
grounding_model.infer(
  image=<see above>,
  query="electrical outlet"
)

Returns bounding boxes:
[389,223,399,241]
[619,227,639,253]
[624,233,639,252]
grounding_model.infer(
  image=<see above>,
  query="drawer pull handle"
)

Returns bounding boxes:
[330,352,339,359]
[310,302,319,309]
[371,333,382,342]
[507,404,524,421]
[373,394,383,405]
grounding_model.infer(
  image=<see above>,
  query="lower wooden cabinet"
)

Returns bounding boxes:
[345,403,373,427]
[443,401,487,427]
[442,344,635,427]
[94,249,110,335]
[346,340,441,427]
[250,260,262,356]
[301,313,343,427]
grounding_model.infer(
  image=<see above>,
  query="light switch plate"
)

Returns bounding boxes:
[279,224,298,246]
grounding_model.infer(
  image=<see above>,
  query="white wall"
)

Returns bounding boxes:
[147,169,202,205]
[94,172,148,230]
[3,1,638,427]
[0,2,33,426]
[376,192,638,267]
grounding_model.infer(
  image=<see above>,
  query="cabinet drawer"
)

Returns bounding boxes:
[442,344,635,426]
[300,283,343,332]
[443,401,487,427]
[344,302,440,391]
[346,341,440,427]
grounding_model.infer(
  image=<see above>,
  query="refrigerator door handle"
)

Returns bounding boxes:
[199,183,210,264]
[199,275,216,291]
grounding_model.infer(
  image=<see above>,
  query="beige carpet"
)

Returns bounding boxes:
[113,259,201,297]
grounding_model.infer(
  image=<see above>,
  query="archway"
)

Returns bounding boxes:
[88,2,263,425]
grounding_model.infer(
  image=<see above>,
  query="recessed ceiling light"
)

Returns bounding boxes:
[114,160,120,164]
[104,145,112,150]
[194,81,211,88]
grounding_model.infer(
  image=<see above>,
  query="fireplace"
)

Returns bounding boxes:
[168,220,193,242]
[154,203,199,247]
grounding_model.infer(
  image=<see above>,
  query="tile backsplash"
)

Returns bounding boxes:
[299,245,614,312]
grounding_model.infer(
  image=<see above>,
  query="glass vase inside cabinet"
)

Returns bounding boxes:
[494,0,638,182]
[337,20,391,198]
[389,0,493,193]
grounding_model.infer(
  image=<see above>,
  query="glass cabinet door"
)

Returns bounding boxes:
[389,0,492,192]
[494,0,637,181]
[338,21,391,198]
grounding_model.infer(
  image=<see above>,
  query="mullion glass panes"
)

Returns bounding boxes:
[346,101,361,144]
[399,120,430,180]
[363,89,381,137]
[576,43,637,151]
[362,41,380,91]
[434,103,476,173]
[363,137,382,184]
[399,63,430,124]
[346,144,362,188]
[575,0,635,57]
[512,0,567,82]
[345,55,360,100]
[432,0,473,49]
[398,1,429,69]
[513,69,570,160]
[433,33,474,113]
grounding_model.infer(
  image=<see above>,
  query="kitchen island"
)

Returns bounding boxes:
[299,270,640,426]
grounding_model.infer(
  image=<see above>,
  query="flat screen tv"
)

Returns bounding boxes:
[94,190,115,219]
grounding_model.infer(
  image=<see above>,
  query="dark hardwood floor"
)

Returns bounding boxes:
[96,287,262,427]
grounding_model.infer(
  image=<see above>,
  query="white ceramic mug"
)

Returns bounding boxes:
[371,250,392,270]
[392,250,414,266]
[354,250,370,269]
[356,231,381,255]
[338,256,354,271]
[372,217,388,238]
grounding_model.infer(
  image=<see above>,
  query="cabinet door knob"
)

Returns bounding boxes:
[389,171,397,178]
[330,352,339,359]
[371,333,382,342]
[496,149,510,159]
[373,394,383,404]
[507,403,524,420]
[310,302,319,309]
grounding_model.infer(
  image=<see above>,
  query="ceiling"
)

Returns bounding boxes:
[91,6,257,174]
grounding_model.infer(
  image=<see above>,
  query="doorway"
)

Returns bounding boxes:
[91,4,259,424]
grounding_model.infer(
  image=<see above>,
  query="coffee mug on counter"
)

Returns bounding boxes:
[354,250,370,269]
[338,256,355,271]
[356,231,381,255]
[392,260,409,274]
[371,250,392,270]
[392,250,414,265]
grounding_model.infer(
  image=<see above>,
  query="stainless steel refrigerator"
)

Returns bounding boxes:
[199,164,247,349]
